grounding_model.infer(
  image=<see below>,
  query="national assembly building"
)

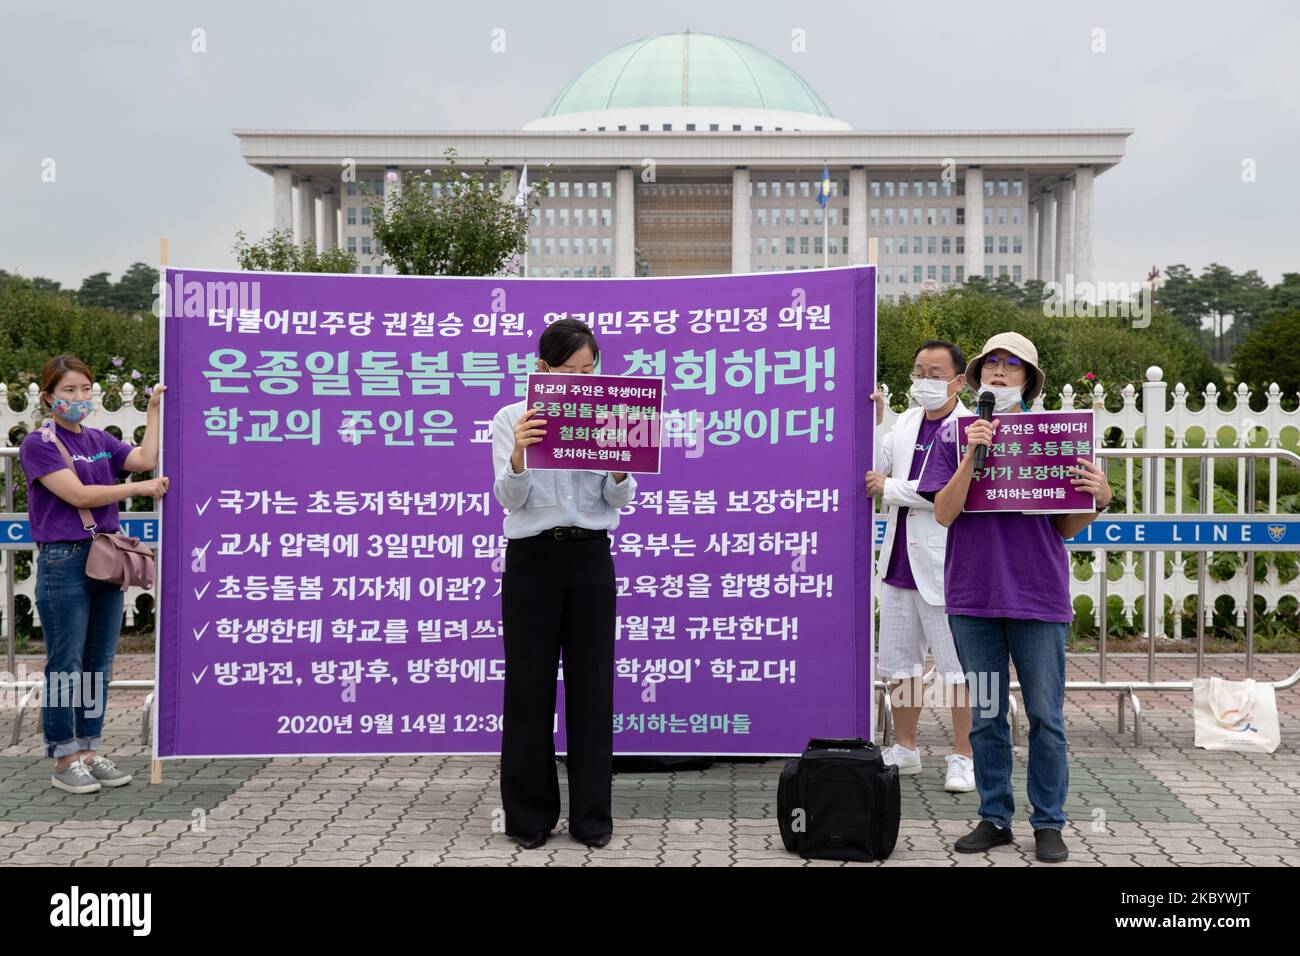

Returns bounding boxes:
[234,31,1130,301]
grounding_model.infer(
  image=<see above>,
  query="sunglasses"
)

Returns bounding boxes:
[983,355,1024,370]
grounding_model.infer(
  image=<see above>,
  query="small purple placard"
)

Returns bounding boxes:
[955,409,1097,513]
[525,373,665,475]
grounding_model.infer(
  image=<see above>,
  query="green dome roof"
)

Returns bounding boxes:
[543,32,834,118]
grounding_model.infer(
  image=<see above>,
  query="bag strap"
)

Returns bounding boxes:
[806,737,870,751]
[41,420,99,537]
[1208,677,1256,727]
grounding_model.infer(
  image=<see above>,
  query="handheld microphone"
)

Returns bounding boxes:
[973,390,995,473]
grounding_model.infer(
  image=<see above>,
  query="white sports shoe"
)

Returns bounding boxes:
[944,753,976,792]
[881,744,922,776]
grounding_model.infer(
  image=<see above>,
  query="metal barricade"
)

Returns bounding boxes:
[874,447,1300,748]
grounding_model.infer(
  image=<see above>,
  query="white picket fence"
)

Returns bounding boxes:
[2,371,1299,637]
[879,367,1300,637]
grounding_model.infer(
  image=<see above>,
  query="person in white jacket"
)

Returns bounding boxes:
[865,340,974,792]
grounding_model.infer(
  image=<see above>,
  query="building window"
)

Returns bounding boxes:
[942,265,951,283]
[1013,236,1023,254]
[998,236,1008,254]
[346,182,356,196]
[999,265,1008,277]
[347,207,356,225]
[899,181,909,198]
[927,207,937,225]
[999,179,1009,197]
[871,181,881,198]
[530,238,540,255]
[913,266,923,283]
[883,208,893,226]
[756,239,764,257]
[998,207,1008,226]
[559,209,569,227]
[940,208,951,226]
[1013,265,1023,283]
[912,209,922,226]
[559,238,569,256]
[941,237,951,255]
[984,236,994,255]
[1013,179,1024,196]
[812,208,822,226]
[956,236,965,255]
[913,237,922,255]
[927,265,937,281]
[361,207,371,225]
[801,236,810,255]
[882,265,892,283]
[926,236,936,255]
[801,208,811,226]
[884,181,895,198]
[884,237,894,255]
[685,123,695,131]
[361,237,371,254]
[709,123,718,131]
[956,207,965,226]
[786,237,795,255]
[984,180,994,198]
[545,237,555,255]
[346,237,357,253]
[985,266,994,279]
[956,266,965,282]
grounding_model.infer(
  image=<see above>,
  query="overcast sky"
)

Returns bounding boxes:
[2,0,1297,288]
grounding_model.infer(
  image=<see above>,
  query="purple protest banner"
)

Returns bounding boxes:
[525,372,664,475]
[157,266,875,758]
[954,409,1097,513]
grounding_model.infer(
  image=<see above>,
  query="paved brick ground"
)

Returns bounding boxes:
[2,653,1297,867]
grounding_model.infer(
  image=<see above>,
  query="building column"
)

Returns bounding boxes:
[615,166,635,277]
[273,166,294,235]
[731,166,751,274]
[1026,198,1038,282]
[297,178,316,250]
[1053,178,1074,289]
[1037,192,1055,286]
[963,166,984,281]
[848,165,868,265]
[1073,165,1095,288]
[319,189,339,250]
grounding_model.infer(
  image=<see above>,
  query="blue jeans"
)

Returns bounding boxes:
[949,614,1069,831]
[35,539,124,759]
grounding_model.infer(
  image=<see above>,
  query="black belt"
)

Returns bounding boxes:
[535,526,608,542]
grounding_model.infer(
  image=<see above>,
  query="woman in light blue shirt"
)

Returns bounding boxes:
[491,318,636,850]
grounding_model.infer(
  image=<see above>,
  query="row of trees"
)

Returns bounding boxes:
[1160,264,1300,362]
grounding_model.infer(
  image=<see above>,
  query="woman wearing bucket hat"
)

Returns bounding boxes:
[917,332,1112,863]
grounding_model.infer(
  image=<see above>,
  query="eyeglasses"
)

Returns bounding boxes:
[982,355,1024,371]
[910,373,957,383]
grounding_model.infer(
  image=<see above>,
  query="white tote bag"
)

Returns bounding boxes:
[1192,677,1281,753]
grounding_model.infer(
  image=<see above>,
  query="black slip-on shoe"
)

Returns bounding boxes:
[1034,828,1069,862]
[573,831,612,849]
[954,820,1015,853]
[513,830,549,850]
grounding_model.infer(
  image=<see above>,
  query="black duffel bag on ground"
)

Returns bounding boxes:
[777,737,900,862]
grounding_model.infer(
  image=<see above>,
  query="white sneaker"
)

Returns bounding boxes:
[881,744,922,776]
[944,753,976,793]
[52,758,101,794]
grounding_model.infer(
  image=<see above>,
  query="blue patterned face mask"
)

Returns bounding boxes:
[51,397,94,423]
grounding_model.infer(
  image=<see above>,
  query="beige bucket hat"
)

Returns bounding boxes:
[964,331,1045,401]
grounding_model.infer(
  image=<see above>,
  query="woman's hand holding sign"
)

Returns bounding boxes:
[510,408,546,475]
[1068,458,1112,510]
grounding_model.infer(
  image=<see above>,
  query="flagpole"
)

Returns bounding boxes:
[823,207,829,269]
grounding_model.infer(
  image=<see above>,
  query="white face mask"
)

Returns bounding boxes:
[909,378,957,411]
[983,384,1024,413]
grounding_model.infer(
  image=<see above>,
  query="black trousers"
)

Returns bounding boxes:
[500,533,616,839]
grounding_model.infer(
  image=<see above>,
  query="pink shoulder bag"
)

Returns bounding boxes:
[42,421,156,592]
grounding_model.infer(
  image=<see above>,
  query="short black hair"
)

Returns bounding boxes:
[539,318,600,368]
[912,339,965,377]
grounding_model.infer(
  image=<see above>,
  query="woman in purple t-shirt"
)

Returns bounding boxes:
[918,332,1111,864]
[18,355,170,795]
